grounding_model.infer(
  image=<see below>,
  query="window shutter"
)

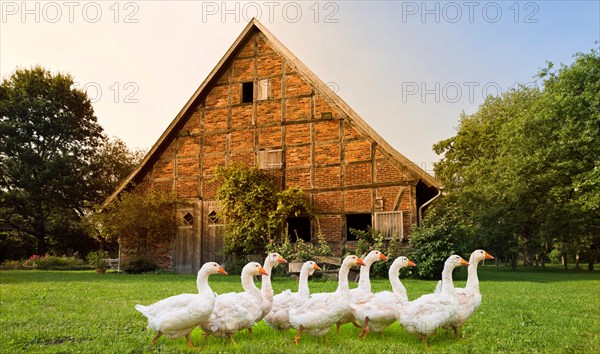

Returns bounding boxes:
[257,79,271,100]
[258,149,282,169]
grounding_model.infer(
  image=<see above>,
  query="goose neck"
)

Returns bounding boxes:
[440,262,457,296]
[242,272,262,298]
[298,268,310,295]
[466,254,480,290]
[336,263,352,293]
[389,266,407,300]
[261,261,275,298]
[357,260,373,291]
[196,270,211,293]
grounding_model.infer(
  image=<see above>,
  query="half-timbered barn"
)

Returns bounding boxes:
[106,19,440,273]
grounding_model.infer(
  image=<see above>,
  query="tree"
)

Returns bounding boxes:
[433,49,600,269]
[86,189,178,258]
[0,66,104,255]
[214,163,309,256]
[434,88,541,269]
[517,51,600,269]
[89,137,146,202]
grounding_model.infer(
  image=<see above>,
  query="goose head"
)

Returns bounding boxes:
[243,261,269,277]
[445,255,469,269]
[392,256,416,270]
[265,252,288,268]
[364,250,388,265]
[302,261,322,276]
[471,249,494,263]
[201,261,228,275]
[343,255,366,268]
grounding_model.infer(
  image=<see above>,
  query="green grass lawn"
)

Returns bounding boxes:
[1,265,599,353]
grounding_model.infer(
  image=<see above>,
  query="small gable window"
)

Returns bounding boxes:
[183,212,194,225]
[208,210,220,223]
[242,81,253,103]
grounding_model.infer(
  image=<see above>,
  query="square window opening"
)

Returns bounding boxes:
[242,81,253,103]
[346,213,372,241]
[288,217,311,243]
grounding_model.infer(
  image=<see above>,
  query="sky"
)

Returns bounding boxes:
[2,1,599,174]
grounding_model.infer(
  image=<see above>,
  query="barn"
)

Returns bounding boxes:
[105,19,440,273]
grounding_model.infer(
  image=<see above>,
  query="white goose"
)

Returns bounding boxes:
[337,250,387,331]
[350,256,416,337]
[258,253,288,321]
[264,260,321,331]
[440,249,494,337]
[198,262,268,344]
[289,255,365,345]
[135,262,227,348]
[396,255,469,344]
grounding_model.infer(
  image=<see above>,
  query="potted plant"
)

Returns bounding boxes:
[268,230,333,274]
[87,250,109,273]
[286,239,315,272]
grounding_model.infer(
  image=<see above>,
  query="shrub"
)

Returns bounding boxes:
[214,163,309,256]
[349,227,416,279]
[0,260,25,270]
[409,199,474,279]
[221,257,247,275]
[267,228,333,263]
[548,248,562,264]
[0,254,91,270]
[121,256,159,274]
[29,255,89,270]
[87,250,109,269]
[86,189,179,259]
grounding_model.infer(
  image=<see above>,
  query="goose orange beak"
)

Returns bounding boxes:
[356,258,366,266]
[380,253,388,261]
[313,263,322,271]
[258,267,269,276]
[278,255,288,263]
[484,252,494,260]
[460,258,469,266]
[218,266,228,275]
[407,260,416,267]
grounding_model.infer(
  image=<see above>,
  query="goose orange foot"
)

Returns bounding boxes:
[294,325,304,345]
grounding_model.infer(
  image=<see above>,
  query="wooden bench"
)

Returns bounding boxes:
[313,256,343,280]
[103,258,119,270]
[317,255,365,282]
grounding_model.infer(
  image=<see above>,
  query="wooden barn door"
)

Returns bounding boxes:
[202,200,225,264]
[174,201,202,274]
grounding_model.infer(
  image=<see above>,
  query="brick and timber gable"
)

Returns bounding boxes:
[105,19,439,267]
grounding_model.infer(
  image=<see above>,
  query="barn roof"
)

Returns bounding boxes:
[103,18,439,208]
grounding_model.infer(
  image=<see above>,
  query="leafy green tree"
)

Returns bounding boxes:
[514,51,600,269]
[90,137,146,202]
[433,49,599,269]
[434,88,541,269]
[0,66,104,255]
[214,163,309,256]
[86,189,178,258]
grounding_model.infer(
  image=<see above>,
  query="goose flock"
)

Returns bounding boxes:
[135,249,493,347]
